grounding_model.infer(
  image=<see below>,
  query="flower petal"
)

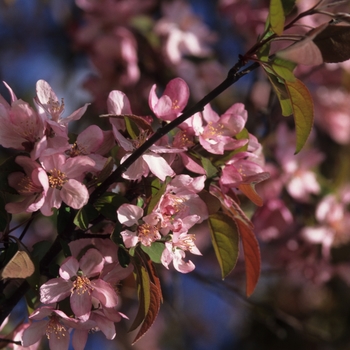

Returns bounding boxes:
[40,278,72,304]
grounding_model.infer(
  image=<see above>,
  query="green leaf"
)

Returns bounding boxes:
[73,203,99,230]
[141,242,164,264]
[125,116,140,140]
[285,79,314,153]
[201,157,218,178]
[269,0,285,35]
[264,67,293,116]
[129,251,162,343]
[208,212,240,279]
[271,57,297,82]
[94,192,128,220]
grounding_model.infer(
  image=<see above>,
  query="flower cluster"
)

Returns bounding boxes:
[0,76,267,349]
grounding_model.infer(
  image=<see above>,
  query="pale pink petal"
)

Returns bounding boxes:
[40,188,62,216]
[40,278,72,304]
[21,320,47,346]
[70,291,92,321]
[111,126,133,151]
[162,78,189,112]
[121,156,149,180]
[142,154,175,181]
[91,279,118,308]
[90,312,116,340]
[79,249,104,277]
[36,80,58,105]
[63,103,90,125]
[61,180,89,209]
[48,327,70,350]
[72,329,89,350]
[107,90,132,115]
[173,250,195,273]
[117,203,143,226]
[2,81,16,103]
[180,153,206,174]
[148,84,159,112]
[201,103,219,123]
[59,256,79,280]
[101,262,134,284]
[153,95,173,119]
[76,125,104,153]
[63,156,96,178]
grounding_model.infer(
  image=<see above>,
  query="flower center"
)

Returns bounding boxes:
[48,168,67,189]
[176,234,196,252]
[73,275,94,295]
[203,122,224,139]
[18,176,42,195]
[172,99,180,110]
[132,130,151,148]
[67,142,86,157]
[46,314,67,340]
[48,97,65,122]
[137,223,161,246]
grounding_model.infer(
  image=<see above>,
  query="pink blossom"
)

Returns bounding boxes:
[35,80,89,136]
[149,78,189,122]
[0,82,45,156]
[301,187,350,259]
[193,103,248,154]
[106,88,183,181]
[5,156,49,214]
[67,125,113,171]
[155,1,215,64]
[161,231,202,273]
[40,249,119,321]
[155,175,208,234]
[22,307,79,350]
[39,153,95,215]
[117,204,162,248]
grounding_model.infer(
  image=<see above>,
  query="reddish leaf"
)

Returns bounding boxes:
[132,281,161,344]
[235,219,261,297]
[128,265,149,332]
[238,172,270,206]
[210,186,261,296]
[129,250,162,341]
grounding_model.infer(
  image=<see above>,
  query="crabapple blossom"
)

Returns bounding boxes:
[35,80,89,137]
[21,307,80,350]
[40,248,119,321]
[275,123,324,202]
[161,231,202,273]
[108,90,181,181]
[39,153,95,215]
[301,187,350,259]
[5,155,49,214]
[117,203,162,248]
[155,0,215,64]
[149,77,190,122]
[0,82,45,156]
[192,103,248,155]
[155,174,208,234]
